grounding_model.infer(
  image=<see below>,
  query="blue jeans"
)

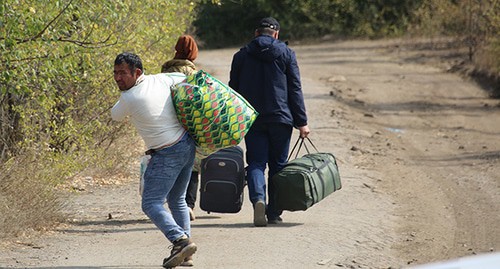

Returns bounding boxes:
[142,132,195,242]
[244,123,292,220]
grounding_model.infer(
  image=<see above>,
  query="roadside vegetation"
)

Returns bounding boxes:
[0,0,195,239]
[1,0,498,240]
[195,0,499,93]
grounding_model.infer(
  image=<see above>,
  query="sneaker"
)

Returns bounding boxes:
[189,207,196,221]
[163,237,197,269]
[253,200,267,227]
[180,255,194,267]
[268,216,283,224]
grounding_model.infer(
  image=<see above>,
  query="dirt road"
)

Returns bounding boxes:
[1,39,499,269]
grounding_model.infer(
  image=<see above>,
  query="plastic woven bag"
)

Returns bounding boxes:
[171,70,258,153]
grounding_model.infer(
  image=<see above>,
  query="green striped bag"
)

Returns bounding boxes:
[171,70,258,154]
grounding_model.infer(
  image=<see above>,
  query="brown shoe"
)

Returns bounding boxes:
[163,237,197,268]
[180,255,194,267]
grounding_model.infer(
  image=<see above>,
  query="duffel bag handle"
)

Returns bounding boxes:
[287,137,320,161]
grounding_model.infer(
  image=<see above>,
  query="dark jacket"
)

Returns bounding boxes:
[229,35,307,127]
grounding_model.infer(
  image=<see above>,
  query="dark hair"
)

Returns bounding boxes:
[114,52,143,73]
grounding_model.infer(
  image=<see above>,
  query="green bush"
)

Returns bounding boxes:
[409,0,499,98]
[194,0,499,87]
[194,0,422,48]
[0,0,195,239]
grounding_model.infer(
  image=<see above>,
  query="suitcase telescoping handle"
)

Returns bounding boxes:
[287,137,320,162]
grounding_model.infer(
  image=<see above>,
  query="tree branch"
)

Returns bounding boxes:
[20,0,75,43]
[57,34,116,48]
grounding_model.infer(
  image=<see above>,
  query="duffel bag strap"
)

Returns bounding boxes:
[304,137,319,153]
[287,137,302,161]
[287,137,320,161]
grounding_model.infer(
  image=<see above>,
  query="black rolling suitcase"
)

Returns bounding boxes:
[199,146,245,213]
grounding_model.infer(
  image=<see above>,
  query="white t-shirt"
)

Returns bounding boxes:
[111,72,186,149]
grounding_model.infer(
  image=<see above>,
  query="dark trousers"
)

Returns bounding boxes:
[244,123,292,219]
[185,171,199,209]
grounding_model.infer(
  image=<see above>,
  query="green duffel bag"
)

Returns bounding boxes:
[272,138,341,211]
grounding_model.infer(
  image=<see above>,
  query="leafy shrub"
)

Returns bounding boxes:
[194,0,422,48]
[411,0,500,72]
[0,0,196,239]
[194,0,499,91]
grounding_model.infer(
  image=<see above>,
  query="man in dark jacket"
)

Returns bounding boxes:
[229,17,310,227]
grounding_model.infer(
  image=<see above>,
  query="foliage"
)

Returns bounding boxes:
[411,0,500,72]
[1,0,194,160]
[194,0,422,48]
[484,38,500,73]
[0,0,195,159]
[194,0,499,76]
[0,0,196,238]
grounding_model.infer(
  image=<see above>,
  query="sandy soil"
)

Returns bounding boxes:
[1,38,499,269]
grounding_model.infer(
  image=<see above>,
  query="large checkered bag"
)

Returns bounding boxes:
[171,70,258,153]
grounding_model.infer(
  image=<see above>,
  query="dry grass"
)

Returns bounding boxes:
[0,154,65,239]
[0,129,145,241]
[60,133,145,192]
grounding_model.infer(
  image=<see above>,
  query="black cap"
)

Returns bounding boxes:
[258,17,280,31]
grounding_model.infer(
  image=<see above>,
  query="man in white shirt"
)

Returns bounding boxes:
[111,52,197,268]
